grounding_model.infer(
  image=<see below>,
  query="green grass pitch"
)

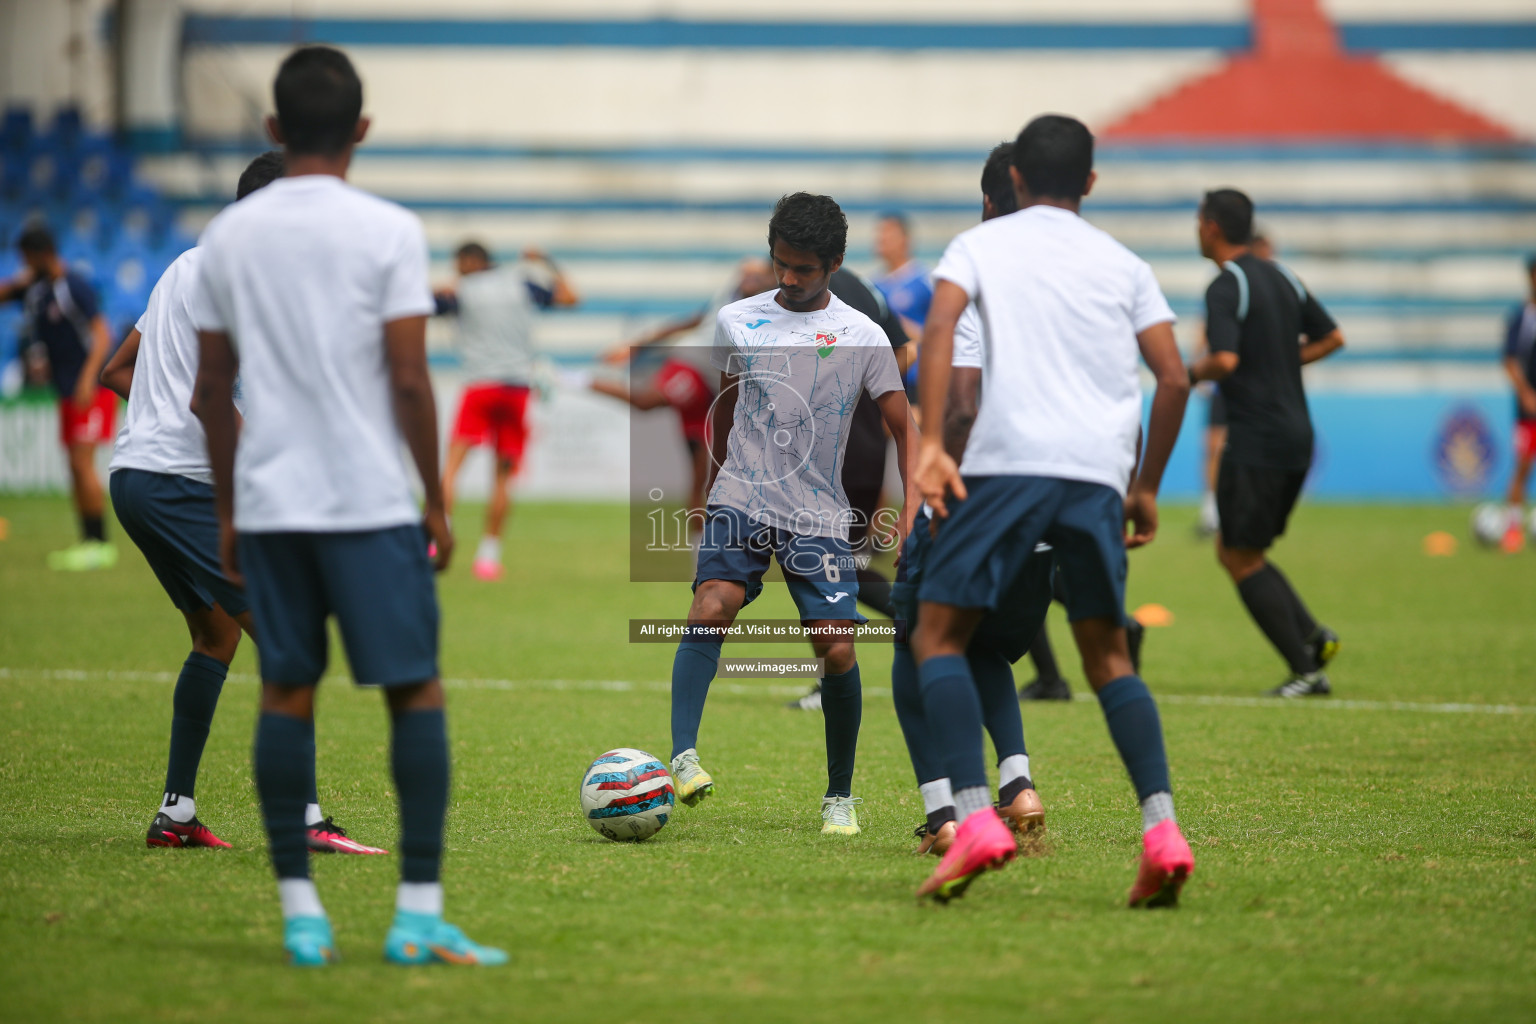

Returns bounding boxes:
[0,495,1532,1023]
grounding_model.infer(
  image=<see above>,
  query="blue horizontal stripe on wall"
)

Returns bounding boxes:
[167,194,1536,216]
[181,138,1536,164]
[426,245,1536,264]
[1341,22,1536,51]
[181,16,1536,51]
[181,16,1249,50]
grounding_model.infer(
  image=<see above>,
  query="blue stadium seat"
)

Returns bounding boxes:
[0,108,31,152]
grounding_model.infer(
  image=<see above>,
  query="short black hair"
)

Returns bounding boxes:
[273,46,363,156]
[1012,114,1094,200]
[237,150,285,200]
[1201,188,1255,245]
[981,141,1018,216]
[17,221,55,254]
[455,241,492,265]
[767,193,847,270]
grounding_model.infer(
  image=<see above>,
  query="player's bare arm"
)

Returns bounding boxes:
[1506,356,1536,417]
[524,249,580,307]
[943,365,982,461]
[1129,320,1191,548]
[1300,327,1346,365]
[876,388,919,548]
[193,328,242,584]
[1189,349,1239,382]
[704,369,738,495]
[384,314,452,572]
[591,377,669,411]
[914,279,969,517]
[100,326,141,400]
[75,314,112,410]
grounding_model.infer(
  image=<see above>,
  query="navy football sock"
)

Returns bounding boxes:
[891,643,942,785]
[918,653,988,792]
[254,711,311,879]
[303,717,320,809]
[821,662,862,798]
[163,651,227,799]
[971,645,1024,761]
[670,630,722,759]
[1095,675,1172,802]
[391,708,450,884]
[1237,564,1315,673]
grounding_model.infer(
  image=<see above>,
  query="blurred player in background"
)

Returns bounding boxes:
[1,223,117,570]
[590,349,716,521]
[1189,190,1345,698]
[1197,230,1272,538]
[667,193,914,838]
[912,115,1192,906]
[434,241,578,580]
[192,45,504,967]
[101,150,384,856]
[873,212,931,404]
[1498,254,1536,551]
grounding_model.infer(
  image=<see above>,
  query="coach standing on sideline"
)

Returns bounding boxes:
[1188,189,1346,698]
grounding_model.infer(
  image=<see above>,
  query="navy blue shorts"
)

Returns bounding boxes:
[694,505,865,623]
[894,507,1054,661]
[110,468,248,617]
[918,476,1128,627]
[239,525,439,687]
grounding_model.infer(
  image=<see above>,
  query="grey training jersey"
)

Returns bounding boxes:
[708,289,904,540]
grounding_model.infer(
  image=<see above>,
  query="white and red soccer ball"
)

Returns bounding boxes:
[580,748,675,842]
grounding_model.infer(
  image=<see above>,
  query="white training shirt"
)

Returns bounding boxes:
[110,248,223,484]
[952,304,984,369]
[933,205,1175,496]
[190,175,435,532]
[453,262,554,385]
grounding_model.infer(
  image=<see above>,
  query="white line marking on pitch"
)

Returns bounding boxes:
[2,667,1532,715]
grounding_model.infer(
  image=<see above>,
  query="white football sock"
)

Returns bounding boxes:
[397,882,444,917]
[475,535,502,565]
[305,803,324,827]
[1141,791,1175,833]
[278,878,325,921]
[953,785,992,823]
[159,792,195,823]
[918,779,954,817]
[997,754,1031,790]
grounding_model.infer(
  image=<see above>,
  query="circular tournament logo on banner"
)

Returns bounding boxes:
[1433,405,1495,496]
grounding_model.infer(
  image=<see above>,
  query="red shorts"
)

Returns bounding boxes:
[452,383,532,463]
[656,358,714,446]
[59,388,118,446]
[1516,419,1536,462]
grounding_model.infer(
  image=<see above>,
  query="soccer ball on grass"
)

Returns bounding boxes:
[580,748,674,842]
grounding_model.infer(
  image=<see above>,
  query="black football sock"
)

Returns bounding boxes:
[1027,623,1062,683]
[855,567,895,619]
[254,711,312,879]
[1236,564,1315,674]
[162,652,228,803]
[1267,561,1320,641]
[391,707,450,884]
[81,514,105,542]
[821,663,862,798]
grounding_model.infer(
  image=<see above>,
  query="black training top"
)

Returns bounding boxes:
[1502,301,1536,421]
[1206,253,1336,471]
[21,269,101,396]
[832,267,908,502]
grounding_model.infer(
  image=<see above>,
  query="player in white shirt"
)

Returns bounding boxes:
[189,46,504,968]
[909,116,1194,906]
[666,193,915,837]
[891,142,1052,858]
[102,151,385,857]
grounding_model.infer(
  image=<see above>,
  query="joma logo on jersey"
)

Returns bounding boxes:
[746,319,771,330]
[815,333,838,358]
